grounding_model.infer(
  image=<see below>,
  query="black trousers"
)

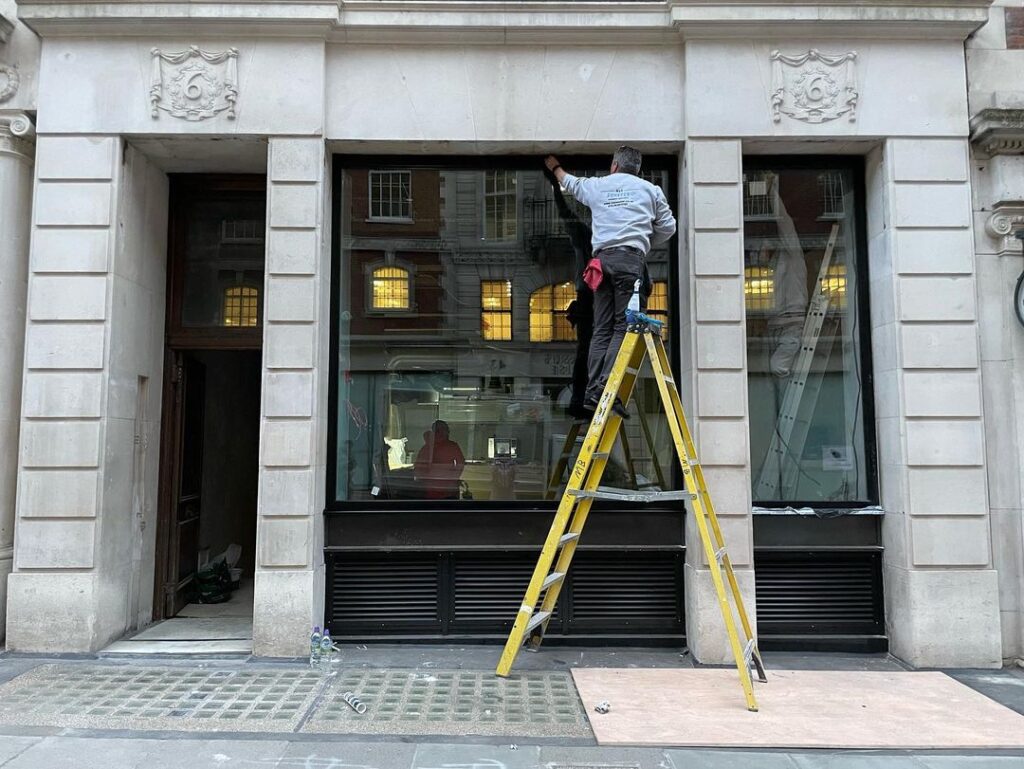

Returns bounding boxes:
[585,247,650,404]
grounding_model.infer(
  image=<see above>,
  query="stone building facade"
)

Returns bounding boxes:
[0,0,1018,668]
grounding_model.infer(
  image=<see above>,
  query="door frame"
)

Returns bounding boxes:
[152,173,266,621]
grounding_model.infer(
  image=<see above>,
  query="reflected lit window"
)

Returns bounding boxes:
[484,171,518,240]
[529,283,575,342]
[481,280,512,340]
[819,171,846,219]
[743,172,777,219]
[648,281,670,338]
[371,266,411,311]
[821,263,847,309]
[744,266,775,312]
[369,170,413,221]
[223,285,259,327]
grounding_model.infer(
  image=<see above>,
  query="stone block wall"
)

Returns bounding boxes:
[682,139,757,663]
[253,138,330,657]
[6,136,167,651]
[868,138,1002,668]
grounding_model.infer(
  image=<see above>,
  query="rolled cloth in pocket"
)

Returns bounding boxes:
[583,257,604,291]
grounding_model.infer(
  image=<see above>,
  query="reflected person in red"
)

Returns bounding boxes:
[414,420,466,500]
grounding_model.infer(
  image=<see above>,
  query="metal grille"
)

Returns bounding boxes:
[569,553,683,629]
[328,555,440,632]
[754,550,884,637]
[326,550,684,639]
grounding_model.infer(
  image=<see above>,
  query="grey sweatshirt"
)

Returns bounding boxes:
[559,171,677,255]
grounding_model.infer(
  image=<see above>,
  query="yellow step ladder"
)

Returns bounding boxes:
[495,312,768,711]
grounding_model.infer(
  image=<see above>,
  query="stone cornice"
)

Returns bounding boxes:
[0,112,36,161]
[15,0,990,42]
[971,108,1024,157]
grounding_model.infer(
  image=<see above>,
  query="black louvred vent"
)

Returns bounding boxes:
[755,550,883,636]
[569,551,683,631]
[451,554,560,628]
[328,554,440,631]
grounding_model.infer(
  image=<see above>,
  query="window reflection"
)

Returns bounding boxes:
[335,163,678,503]
[744,164,870,505]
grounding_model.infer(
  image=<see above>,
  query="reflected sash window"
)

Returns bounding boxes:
[371,266,411,311]
[529,283,575,342]
[744,160,875,506]
[222,285,259,327]
[333,160,679,504]
[481,280,513,341]
[369,170,413,222]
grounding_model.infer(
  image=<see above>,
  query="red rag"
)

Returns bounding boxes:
[583,257,603,291]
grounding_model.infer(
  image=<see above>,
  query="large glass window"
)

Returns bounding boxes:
[744,160,873,506]
[333,160,679,504]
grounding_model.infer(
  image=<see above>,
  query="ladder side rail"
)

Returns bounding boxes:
[643,332,760,712]
[531,336,647,646]
[648,334,762,649]
[497,333,643,675]
[753,223,841,499]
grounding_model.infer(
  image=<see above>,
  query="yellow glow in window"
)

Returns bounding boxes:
[481,280,512,340]
[744,266,775,312]
[821,263,847,309]
[223,286,259,327]
[529,282,576,342]
[372,266,410,310]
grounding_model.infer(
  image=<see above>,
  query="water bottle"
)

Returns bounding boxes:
[309,626,322,669]
[319,628,334,674]
[626,278,641,319]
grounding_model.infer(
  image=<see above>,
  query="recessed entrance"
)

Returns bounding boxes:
[108,175,266,655]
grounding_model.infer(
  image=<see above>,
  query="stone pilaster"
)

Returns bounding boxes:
[681,139,756,663]
[0,112,34,643]
[6,135,168,651]
[253,138,329,657]
[869,138,1001,667]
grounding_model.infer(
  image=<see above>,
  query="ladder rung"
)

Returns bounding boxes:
[559,532,580,546]
[743,638,756,667]
[625,367,640,375]
[542,572,565,590]
[526,610,551,633]
[714,547,727,564]
[567,488,693,503]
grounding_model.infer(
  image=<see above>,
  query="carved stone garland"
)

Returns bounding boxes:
[771,50,858,125]
[150,46,238,121]
[0,61,19,104]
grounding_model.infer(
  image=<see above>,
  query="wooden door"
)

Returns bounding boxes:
[158,351,206,617]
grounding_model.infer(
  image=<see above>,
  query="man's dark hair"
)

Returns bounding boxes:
[613,145,642,175]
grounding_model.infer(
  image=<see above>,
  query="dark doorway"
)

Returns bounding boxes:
[152,175,266,624]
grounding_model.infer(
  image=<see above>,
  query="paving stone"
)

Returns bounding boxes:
[540,744,670,769]
[666,749,799,768]
[303,670,590,739]
[916,758,1024,769]
[0,664,322,734]
[790,754,924,769]
[0,736,41,766]
[275,741,417,769]
[412,743,541,769]
[3,736,290,768]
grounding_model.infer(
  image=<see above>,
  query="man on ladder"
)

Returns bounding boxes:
[545,147,676,419]
[497,149,767,712]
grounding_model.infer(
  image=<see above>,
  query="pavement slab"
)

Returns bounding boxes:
[789,755,925,769]
[302,670,591,739]
[274,741,418,769]
[2,736,291,769]
[665,749,800,768]
[411,743,542,769]
[0,737,41,767]
[0,664,322,734]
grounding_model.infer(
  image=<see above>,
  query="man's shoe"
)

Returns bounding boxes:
[584,397,630,420]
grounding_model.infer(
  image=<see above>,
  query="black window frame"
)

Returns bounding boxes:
[742,154,878,510]
[326,153,681,515]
